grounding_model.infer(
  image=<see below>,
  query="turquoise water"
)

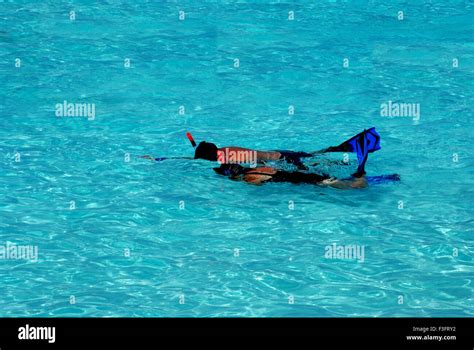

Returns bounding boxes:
[1,1,473,317]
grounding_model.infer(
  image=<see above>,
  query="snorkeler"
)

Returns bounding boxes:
[141,128,382,178]
[213,164,368,188]
[140,128,399,187]
[194,140,313,170]
[192,128,381,177]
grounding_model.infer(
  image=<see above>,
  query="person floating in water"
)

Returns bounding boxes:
[141,128,399,187]
[213,163,369,189]
[191,128,381,178]
[142,128,381,178]
[194,140,313,170]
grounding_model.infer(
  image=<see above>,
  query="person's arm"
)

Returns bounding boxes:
[242,174,273,185]
[241,166,277,185]
[321,176,368,189]
[139,155,193,162]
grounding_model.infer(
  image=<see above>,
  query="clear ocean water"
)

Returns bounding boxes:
[1,1,473,317]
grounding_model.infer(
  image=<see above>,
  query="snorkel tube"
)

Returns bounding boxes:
[186,132,197,148]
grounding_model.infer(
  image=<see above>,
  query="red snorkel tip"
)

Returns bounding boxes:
[186,132,197,148]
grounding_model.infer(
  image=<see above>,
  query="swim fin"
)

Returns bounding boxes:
[316,128,381,177]
[366,174,400,185]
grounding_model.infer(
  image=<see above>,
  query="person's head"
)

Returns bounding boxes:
[194,141,218,161]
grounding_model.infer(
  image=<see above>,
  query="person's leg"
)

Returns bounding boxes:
[322,177,368,189]
[276,151,312,170]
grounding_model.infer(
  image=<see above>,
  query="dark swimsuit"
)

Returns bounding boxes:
[265,170,329,184]
[214,164,330,184]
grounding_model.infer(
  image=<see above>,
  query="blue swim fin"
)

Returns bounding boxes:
[319,128,381,177]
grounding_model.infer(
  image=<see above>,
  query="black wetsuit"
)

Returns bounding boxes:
[213,164,330,184]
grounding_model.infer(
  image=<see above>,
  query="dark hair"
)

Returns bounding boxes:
[194,141,218,161]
